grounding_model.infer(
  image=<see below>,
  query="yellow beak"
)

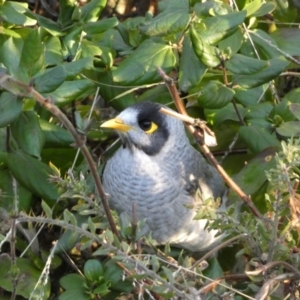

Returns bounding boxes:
[100,118,132,132]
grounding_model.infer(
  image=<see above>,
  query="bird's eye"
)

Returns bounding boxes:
[138,120,158,133]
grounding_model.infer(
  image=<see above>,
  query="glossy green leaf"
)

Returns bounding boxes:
[246,30,282,60]
[57,0,76,27]
[0,37,23,79]
[273,0,297,22]
[139,0,190,36]
[11,111,45,158]
[197,81,234,109]
[59,274,87,300]
[19,29,44,79]
[289,103,300,120]
[276,121,300,137]
[63,57,94,80]
[179,35,207,91]
[218,27,243,54]
[44,36,64,65]
[0,2,36,26]
[234,86,267,106]
[252,3,276,17]
[230,148,277,199]
[246,103,273,120]
[0,169,33,212]
[0,256,50,299]
[193,1,230,17]
[269,99,295,122]
[233,57,289,88]
[39,119,73,147]
[112,40,176,85]
[239,125,281,153]
[48,80,95,106]
[243,0,264,17]
[83,17,119,34]
[190,24,220,68]
[205,103,247,127]
[225,54,268,75]
[0,92,22,127]
[81,0,106,22]
[84,259,104,282]
[200,11,246,45]
[7,150,59,202]
[34,65,67,93]
[270,28,300,56]
[27,12,64,36]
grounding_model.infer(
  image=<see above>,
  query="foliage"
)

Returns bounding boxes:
[0,0,300,299]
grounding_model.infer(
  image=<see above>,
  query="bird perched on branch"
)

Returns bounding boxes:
[101,101,225,252]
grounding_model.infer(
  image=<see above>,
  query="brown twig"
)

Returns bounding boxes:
[0,74,118,237]
[157,68,263,219]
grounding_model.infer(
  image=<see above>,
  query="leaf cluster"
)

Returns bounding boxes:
[0,0,300,299]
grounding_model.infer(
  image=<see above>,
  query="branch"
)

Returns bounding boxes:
[0,74,118,236]
[158,68,263,219]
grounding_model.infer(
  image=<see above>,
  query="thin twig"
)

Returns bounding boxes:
[157,68,263,219]
[0,74,118,237]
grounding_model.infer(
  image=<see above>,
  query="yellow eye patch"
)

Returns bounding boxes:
[138,120,158,133]
[145,122,158,134]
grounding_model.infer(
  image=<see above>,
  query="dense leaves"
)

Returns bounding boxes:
[0,0,300,299]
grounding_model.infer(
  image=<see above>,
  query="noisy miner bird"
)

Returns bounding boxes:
[101,101,225,252]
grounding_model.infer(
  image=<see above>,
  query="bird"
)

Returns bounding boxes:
[101,101,225,252]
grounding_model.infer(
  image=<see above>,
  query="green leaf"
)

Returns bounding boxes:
[41,200,52,218]
[234,86,267,106]
[0,256,50,300]
[233,57,289,88]
[243,0,265,17]
[7,150,59,202]
[225,54,268,75]
[289,103,300,120]
[44,36,64,65]
[218,27,243,54]
[0,37,23,79]
[11,111,45,158]
[48,80,95,106]
[179,35,207,91]
[190,24,220,68]
[0,2,36,26]
[239,125,281,153]
[139,0,190,36]
[81,0,106,22]
[34,66,67,93]
[276,121,300,137]
[246,103,273,120]
[63,57,94,80]
[59,274,87,300]
[84,259,104,282]
[246,30,282,60]
[200,10,246,45]
[57,0,76,27]
[197,81,234,109]
[83,17,119,34]
[229,148,277,206]
[0,169,33,212]
[112,40,176,85]
[205,103,247,127]
[27,12,64,36]
[0,92,22,127]
[270,28,300,56]
[252,3,276,17]
[19,29,44,79]
[39,119,74,148]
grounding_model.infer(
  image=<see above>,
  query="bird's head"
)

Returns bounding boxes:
[101,102,186,156]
